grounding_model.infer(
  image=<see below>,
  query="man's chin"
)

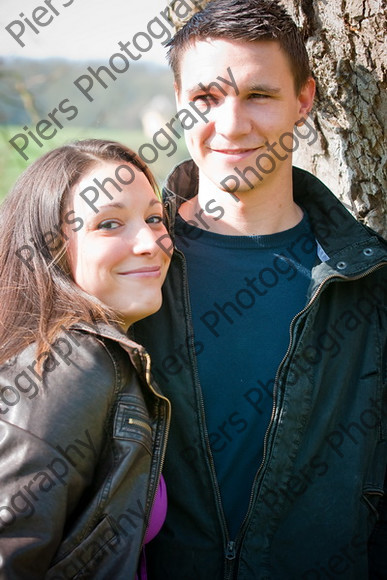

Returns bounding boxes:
[197,164,266,199]
[216,174,265,199]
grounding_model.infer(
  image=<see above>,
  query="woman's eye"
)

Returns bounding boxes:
[97,220,121,230]
[146,215,163,225]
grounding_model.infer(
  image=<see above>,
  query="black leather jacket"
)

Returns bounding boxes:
[0,322,170,579]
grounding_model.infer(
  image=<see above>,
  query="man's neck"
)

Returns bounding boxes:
[178,168,303,236]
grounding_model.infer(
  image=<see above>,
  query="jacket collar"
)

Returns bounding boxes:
[163,159,387,280]
[71,320,146,354]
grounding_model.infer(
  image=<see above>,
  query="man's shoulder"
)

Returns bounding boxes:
[293,166,386,254]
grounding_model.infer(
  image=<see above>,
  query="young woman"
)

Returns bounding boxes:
[0,139,171,579]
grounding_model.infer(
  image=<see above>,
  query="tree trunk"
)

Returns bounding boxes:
[283,0,386,236]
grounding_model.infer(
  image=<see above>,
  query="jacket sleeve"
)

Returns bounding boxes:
[0,331,117,579]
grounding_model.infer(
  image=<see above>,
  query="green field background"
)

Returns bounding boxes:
[0,125,189,203]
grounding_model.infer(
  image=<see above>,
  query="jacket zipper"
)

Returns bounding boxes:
[128,417,152,434]
[71,325,172,552]
[234,262,387,552]
[140,351,171,544]
[226,540,237,560]
[178,249,237,577]
[194,346,237,579]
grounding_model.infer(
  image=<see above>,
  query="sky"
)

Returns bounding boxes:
[1,0,170,65]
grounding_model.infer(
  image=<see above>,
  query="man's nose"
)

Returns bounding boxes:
[213,98,251,139]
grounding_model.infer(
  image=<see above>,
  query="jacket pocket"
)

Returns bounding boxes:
[113,397,153,454]
[361,488,385,530]
[46,517,118,579]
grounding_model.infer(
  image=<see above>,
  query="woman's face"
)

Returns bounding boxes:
[65,161,171,330]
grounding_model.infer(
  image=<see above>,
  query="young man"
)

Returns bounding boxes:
[133,1,387,577]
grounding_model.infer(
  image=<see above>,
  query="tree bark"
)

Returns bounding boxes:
[283,0,386,235]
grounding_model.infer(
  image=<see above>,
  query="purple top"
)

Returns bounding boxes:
[137,475,167,579]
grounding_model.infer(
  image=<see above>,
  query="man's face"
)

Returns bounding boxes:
[176,38,315,196]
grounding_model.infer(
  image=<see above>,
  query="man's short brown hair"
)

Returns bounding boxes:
[168,0,312,95]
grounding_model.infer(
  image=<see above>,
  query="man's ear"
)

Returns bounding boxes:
[297,76,316,117]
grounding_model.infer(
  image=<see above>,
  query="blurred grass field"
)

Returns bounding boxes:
[0,125,189,203]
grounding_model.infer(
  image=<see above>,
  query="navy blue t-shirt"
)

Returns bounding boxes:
[175,211,317,539]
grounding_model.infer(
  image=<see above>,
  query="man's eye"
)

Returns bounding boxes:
[97,220,121,230]
[193,94,217,105]
[250,93,269,99]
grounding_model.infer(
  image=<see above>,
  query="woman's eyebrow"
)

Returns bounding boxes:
[149,199,163,207]
[96,202,125,211]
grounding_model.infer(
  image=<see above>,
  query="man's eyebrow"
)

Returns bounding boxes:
[184,83,282,95]
[185,83,213,94]
[248,84,281,94]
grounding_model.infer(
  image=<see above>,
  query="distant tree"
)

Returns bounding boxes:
[0,60,40,124]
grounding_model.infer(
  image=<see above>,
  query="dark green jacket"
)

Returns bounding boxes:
[133,161,387,580]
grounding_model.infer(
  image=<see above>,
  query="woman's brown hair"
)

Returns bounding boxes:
[0,139,159,366]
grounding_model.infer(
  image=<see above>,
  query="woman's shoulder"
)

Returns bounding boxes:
[0,327,115,381]
[0,324,135,426]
